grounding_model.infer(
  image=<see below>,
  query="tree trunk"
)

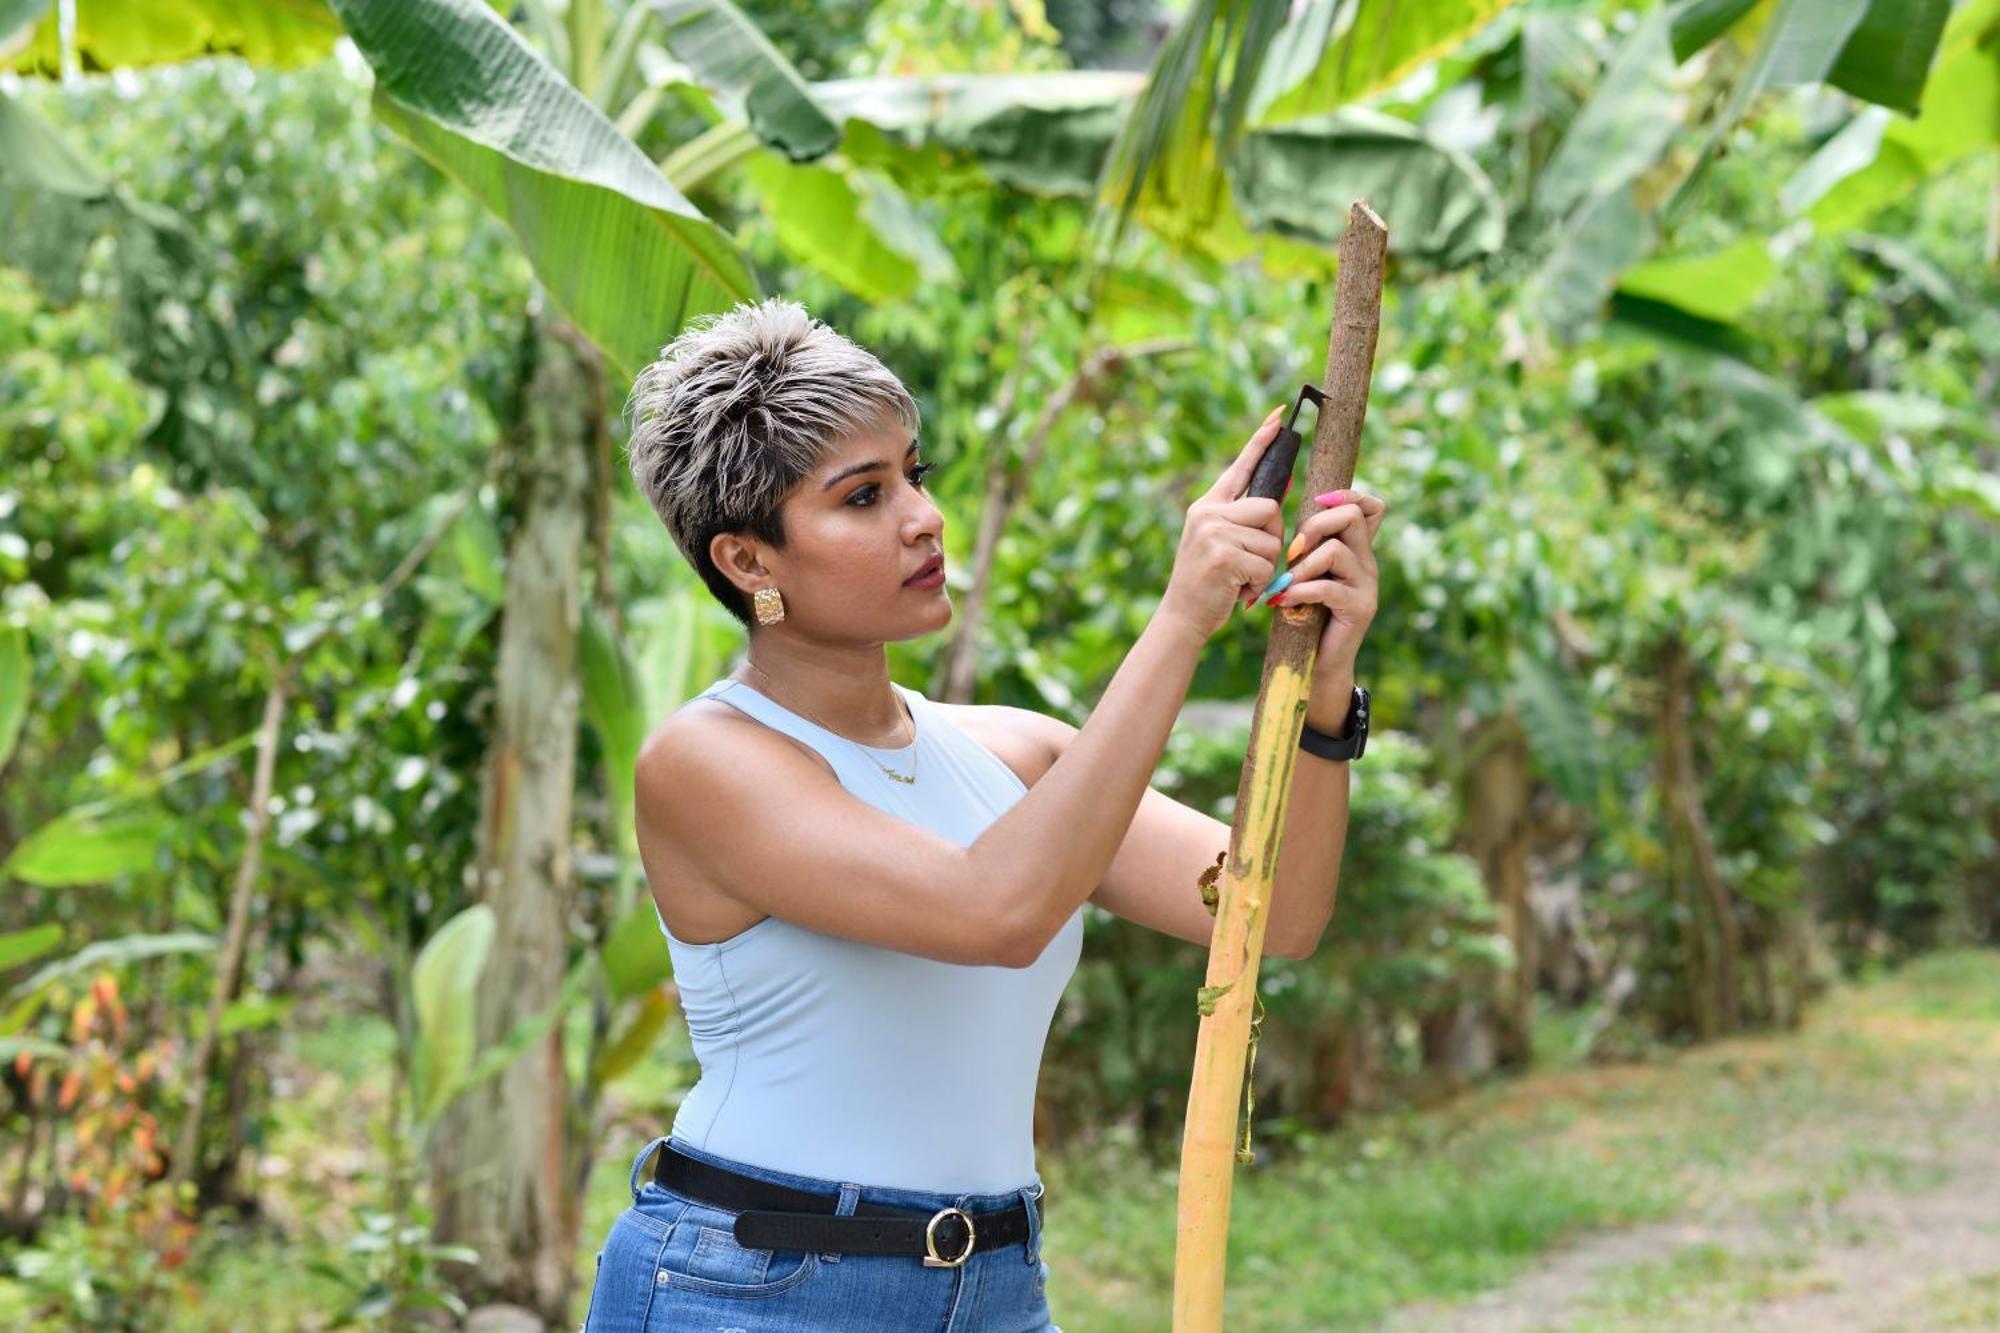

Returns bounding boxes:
[1454,715,1536,1068]
[1655,634,1741,1038]
[431,303,597,1319]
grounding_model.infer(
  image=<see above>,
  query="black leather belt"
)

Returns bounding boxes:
[655,1144,1039,1269]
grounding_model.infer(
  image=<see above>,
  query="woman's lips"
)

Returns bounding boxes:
[904,562,945,588]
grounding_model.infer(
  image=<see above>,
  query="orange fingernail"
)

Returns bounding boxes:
[1286,532,1305,563]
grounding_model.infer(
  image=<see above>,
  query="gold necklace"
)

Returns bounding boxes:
[743,661,918,784]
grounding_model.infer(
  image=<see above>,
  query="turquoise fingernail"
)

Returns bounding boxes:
[1260,570,1294,604]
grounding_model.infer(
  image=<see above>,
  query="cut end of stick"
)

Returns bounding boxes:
[1349,199,1387,240]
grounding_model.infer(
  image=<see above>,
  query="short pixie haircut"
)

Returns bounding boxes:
[625,298,921,627]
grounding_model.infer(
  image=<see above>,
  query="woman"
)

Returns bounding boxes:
[581,298,1384,1332]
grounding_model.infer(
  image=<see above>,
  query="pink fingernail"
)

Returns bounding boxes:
[1313,491,1346,506]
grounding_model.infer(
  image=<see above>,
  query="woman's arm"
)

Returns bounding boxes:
[981,473,1384,962]
[1270,664,1354,955]
[997,664,1353,961]
[964,610,1211,963]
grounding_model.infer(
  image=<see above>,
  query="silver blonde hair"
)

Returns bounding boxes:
[624,298,921,627]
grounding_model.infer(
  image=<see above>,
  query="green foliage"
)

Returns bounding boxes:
[0,625,28,768]
[1787,0,2000,234]
[2,809,166,887]
[0,973,197,1332]
[328,0,758,379]
[1255,0,1516,124]
[1042,728,1496,1148]
[0,1,1994,1323]
[7,0,342,75]
[305,1162,480,1328]
[0,923,62,972]
[650,0,840,159]
[408,903,492,1124]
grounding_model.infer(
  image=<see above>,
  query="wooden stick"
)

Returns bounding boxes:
[1172,202,1388,1332]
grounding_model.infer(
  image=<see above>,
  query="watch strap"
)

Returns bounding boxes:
[1299,686,1369,761]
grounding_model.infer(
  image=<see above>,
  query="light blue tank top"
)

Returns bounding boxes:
[657,675,1084,1194]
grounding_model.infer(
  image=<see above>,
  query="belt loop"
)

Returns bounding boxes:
[629,1135,670,1200]
[1019,1178,1044,1266]
[821,1182,861,1264]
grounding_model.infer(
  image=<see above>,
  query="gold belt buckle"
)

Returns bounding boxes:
[922,1207,976,1268]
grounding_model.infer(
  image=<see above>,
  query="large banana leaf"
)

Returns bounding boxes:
[1619,236,1778,325]
[328,0,757,379]
[1093,0,1253,255]
[1668,0,1955,219]
[1822,0,1954,115]
[9,0,340,74]
[1091,0,1513,262]
[1531,187,1653,331]
[624,8,956,303]
[742,150,957,301]
[816,71,1145,197]
[1251,0,1518,125]
[817,71,1499,266]
[1233,108,1504,267]
[1534,7,1676,221]
[1669,0,1759,63]
[645,0,837,160]
[1630,0,1997,327]
[1784,0,2000,233]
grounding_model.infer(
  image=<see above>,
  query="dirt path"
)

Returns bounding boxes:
[1384,964,2000,1332]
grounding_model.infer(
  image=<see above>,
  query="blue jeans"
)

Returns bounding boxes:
[582,1134,1062,1332]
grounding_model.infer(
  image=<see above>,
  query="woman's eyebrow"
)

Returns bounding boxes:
[820,440,921,491]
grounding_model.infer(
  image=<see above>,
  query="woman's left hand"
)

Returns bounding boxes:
[1254,484,1385,690]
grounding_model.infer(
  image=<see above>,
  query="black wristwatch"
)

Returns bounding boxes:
[1298,685,1369,762]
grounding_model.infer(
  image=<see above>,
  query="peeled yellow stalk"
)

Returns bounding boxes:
[1173,202,1389,1332]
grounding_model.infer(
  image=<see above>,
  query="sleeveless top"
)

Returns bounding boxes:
[656,675,1085,1194]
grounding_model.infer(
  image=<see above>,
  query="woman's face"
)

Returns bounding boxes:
[752,417,950,640]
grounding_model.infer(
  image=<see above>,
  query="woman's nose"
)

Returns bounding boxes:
[907,493,944,539]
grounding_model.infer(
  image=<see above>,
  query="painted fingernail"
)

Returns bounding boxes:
[1285,532,1306,564]
[1260,570,1294,604]
[1313,490,1346,507]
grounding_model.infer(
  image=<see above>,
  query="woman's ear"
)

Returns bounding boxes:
[710,532,767,593]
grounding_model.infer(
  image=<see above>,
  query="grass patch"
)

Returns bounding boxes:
[1915,1267,2000,1331]
[1039,1110,1678,1330]
[1569,1242,1831,1330]
[1038,950,2000,1331]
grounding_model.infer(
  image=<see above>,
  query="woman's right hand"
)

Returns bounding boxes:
[1159,406,1288,642]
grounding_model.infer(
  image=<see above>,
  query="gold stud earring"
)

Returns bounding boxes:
[752,586,785,626]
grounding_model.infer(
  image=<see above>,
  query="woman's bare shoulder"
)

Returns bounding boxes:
[665,696,839,780]
[636,700,839,945]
